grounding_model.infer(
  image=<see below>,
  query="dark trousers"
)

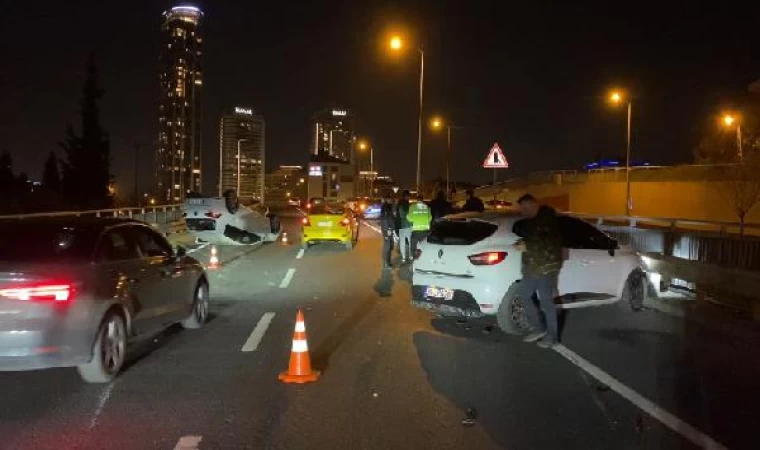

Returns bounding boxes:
[517,273,559,342]
[410,230,428,259]
[382,232,394,266]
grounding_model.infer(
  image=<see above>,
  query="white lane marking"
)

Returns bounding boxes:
[187,243,210,254]
[296,248,305,259]
[364,222,382,234]
[553,344,728,450]
[173,436,202,450]
[279,268,296,288]
[88,382,115,430]
[241,312,275,352]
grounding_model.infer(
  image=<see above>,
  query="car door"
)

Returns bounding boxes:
[129,225,189,328]
[94,227,154,335]
[556,216,621,296]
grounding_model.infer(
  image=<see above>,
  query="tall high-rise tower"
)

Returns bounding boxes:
[157,5,203,203]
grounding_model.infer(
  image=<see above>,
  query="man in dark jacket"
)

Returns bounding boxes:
[461,189,485,213]
[379,194,396,269]
[512,194,563,348]
[429,190,453,222]
[395,190,412,263]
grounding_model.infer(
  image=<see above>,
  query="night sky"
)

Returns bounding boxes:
[2,1,760,196]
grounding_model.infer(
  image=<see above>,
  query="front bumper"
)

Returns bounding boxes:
[411,285,486,318]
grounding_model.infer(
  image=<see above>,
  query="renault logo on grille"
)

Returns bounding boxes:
[438,249,444,259]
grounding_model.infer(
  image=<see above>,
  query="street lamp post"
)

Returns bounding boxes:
[236,138,249,196]
[389,35,424,193]
[609,90,633,216]
[358,141,375,196]
[430,118,463,200]
[722,114,743,161]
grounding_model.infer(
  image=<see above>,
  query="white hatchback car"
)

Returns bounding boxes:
[411,211,647,334]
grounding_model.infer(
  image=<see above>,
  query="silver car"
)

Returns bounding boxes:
[0,218,209,383]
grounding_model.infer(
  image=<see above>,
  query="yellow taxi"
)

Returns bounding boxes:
[301,204,359,250]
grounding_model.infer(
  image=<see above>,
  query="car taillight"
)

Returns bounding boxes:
[302,217,311,226]
[341,218,350,225]
[306,203,312,209]
[204,211,222,219]
[414,249,422,259]
[468,251,507,265]
[0,282,74,303]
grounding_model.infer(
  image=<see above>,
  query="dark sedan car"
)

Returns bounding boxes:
[0,218,209,383]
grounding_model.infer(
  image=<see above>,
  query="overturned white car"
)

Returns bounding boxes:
[183,192,281,245]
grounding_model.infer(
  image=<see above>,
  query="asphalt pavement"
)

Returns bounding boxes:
[1,205,758,449]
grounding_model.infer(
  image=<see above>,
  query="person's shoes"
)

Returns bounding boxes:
[536,336,558,349]
[522,330,547,343]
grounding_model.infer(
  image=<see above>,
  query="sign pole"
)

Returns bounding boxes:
[493,168,497,199]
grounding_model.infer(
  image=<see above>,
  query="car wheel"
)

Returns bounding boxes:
[622,269,647,312]
[496,283,532,335]
[182,280,209,329]
[77,311,127,383]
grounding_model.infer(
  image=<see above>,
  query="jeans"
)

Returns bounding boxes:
[382,231,394,266]
[517,273,559,342]
[399,227,412,260]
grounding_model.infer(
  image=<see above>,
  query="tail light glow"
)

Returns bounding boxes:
[302,217,311,226]
[468,251,507,266]
[306,203,312,209]
[341,218,350,226]
[0,283,74,302]
[204,211,222,219]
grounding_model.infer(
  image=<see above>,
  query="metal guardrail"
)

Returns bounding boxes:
[0,204,187,236]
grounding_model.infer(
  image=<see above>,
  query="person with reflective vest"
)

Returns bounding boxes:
[407,195,432,259]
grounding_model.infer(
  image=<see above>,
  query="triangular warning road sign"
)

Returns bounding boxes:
[483,143,509,169]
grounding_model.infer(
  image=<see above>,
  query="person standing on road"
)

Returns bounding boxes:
[396,190,413,264]
[379,194,396,269]
[461,189,485,213]
[407,194,432,260]
[429,190,453,223]
[512,194,563,348]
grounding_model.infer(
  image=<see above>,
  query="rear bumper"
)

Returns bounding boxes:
[0,329,93,371]
[412,270,510,316]
[303,229,351,243]
[410,285,486,318]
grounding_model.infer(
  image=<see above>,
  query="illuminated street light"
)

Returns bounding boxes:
[430,117,443,130]
[384,31,425,192]
[721,112,743,161]
[429,117,464,199]
[389,35,403,51]
[607,88,633,216]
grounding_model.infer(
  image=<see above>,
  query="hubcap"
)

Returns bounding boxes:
[101,316,125,374]
[195,285,208,323]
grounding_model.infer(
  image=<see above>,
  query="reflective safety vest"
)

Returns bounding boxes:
[407,202,432,231]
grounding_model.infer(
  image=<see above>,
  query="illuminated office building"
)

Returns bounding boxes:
[156,5,203,202]
[218,107,266,202]
[310,107,355,164]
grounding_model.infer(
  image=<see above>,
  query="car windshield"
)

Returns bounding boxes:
[427,219,498,245]
[0,222,97,263]
[309,205,343,215]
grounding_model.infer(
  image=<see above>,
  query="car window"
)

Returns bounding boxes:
[131,226,173,258]
[556,216,617,250]
[310,205,344,215]
[428,219,498,245]
[96,229,140,262]
[0,222,98,263]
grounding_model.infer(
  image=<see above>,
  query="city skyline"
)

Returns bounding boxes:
[2,2,760,198]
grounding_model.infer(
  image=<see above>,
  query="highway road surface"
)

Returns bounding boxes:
[1,206,758,449]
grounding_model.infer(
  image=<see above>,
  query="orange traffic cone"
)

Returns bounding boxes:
[208,246,219,269]
[279,310,320,384]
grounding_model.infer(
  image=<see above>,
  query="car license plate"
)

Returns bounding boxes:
[318,221,332,227]
[425,286,454,301]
